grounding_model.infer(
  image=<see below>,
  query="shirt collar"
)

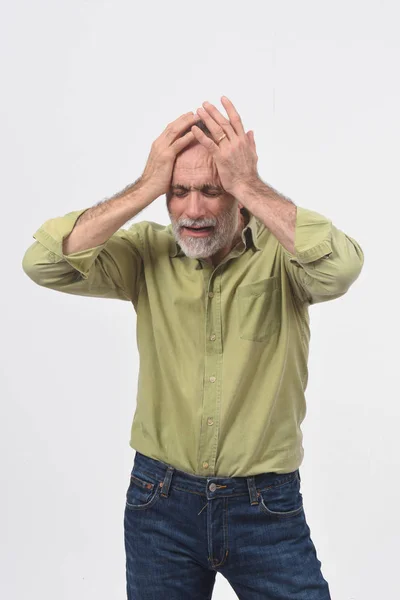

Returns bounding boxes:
[168,209,262,258]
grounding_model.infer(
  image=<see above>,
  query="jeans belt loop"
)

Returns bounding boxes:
[160,465,174,498]
[246,475,259,505]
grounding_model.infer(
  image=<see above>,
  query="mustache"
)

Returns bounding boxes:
[178,219,217,228]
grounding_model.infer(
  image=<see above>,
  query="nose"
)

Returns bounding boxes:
[183,190,208,221]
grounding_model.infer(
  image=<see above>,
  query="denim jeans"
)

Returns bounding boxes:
[124,451,331,599]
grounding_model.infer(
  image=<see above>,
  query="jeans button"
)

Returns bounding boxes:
[209,483,217,492]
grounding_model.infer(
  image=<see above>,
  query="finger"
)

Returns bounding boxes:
[191,124,219,153]
[220,96,246,136]
[171,130,196,153]
[173,111,199,126]
[163,112,201,143]
[246,130,256,151]
[198,103,236,141]
[250,130,257,152]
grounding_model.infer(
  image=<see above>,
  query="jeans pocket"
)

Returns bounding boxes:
[258,471,304,519]
[125,469,162,511]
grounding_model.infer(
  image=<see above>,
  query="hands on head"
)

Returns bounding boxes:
[140,97,259,201]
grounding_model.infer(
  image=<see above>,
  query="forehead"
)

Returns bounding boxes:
[171,143,221,186]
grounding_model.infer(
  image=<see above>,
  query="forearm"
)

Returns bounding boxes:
[234,178,297,255]
[63,177,155,254]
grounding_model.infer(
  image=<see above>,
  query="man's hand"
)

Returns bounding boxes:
[191,97,259,195]
[140,112,201,199]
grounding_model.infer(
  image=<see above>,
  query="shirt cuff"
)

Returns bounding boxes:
[32,208,107,277]
[284,206,333,264]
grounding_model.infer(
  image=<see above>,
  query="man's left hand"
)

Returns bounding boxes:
[191,97,260,196]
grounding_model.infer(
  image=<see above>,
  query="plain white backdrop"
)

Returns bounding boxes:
[2,0,398,598]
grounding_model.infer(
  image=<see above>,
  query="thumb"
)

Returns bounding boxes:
[246,130,256,151]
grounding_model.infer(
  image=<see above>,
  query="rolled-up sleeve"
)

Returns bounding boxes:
[22,208,144,303]
[282,206,364,304]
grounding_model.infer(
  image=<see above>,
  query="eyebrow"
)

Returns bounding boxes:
[170,183,223,192]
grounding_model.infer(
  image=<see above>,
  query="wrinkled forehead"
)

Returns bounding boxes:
[172,144,221,186]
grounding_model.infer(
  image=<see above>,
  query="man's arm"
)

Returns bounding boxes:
[234,177,297,255]
[21,179,155,303]
[234,178,364,304]
[22,111,201,302]
[62,177,153,255]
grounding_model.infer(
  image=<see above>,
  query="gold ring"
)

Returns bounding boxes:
[217,133,227,145]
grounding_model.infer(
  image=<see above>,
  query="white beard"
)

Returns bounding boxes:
[169,205,240,259]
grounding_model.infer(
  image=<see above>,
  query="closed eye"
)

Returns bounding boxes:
[174,191,221,197]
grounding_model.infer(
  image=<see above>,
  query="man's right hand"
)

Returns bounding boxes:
[140,112,201,199]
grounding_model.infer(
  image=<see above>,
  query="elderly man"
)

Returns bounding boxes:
[22,97,364,599]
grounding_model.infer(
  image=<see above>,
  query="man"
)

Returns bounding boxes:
[22,97,364,599]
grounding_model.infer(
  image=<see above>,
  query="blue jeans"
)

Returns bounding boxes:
[124,451,331,599]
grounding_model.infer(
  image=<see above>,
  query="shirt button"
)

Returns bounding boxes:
[210,334,216,341]
[207,417,214,426]
[203,461,209,469]
[209,483,217,492]
[208,292,214,298]
[209,376,216,383]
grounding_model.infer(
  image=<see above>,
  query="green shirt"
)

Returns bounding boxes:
[22,205,364,476]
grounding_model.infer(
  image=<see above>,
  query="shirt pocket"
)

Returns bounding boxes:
[236,276,281,342]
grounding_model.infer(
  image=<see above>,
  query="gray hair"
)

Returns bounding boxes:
[179,118,213,140]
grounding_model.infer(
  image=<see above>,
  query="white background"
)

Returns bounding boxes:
[1,0,398,598]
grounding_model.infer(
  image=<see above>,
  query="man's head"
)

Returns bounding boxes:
[166,119,246,264]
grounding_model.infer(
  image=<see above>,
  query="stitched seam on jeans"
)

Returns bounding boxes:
[130,474,155,489]
[257,473,297,493]
[259,498,304,517]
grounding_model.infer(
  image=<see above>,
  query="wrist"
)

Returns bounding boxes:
[133,177,160,205]
[231,176,265,202]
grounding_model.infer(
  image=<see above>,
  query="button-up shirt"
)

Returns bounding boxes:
[22,205,364,476]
